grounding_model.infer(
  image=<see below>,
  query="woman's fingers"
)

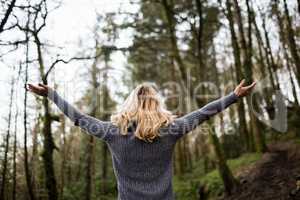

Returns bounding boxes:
[27,83,48,96]
[38,83,48,89]
[234,80,256,97]
[29,83,47,91]
[238,79,245,88]
[27,84,38,91]
[27,83,35,89]
[244,82,256,90]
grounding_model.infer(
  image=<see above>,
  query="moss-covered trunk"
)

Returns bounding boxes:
[209,131,238,195]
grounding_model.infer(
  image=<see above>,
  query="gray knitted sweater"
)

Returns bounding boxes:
[48,90,238,200]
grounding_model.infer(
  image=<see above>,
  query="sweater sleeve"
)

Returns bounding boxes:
[47,89,113,141]
[170,92,239,137]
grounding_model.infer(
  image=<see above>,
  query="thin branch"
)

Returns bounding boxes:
[44,45,132,81]
[44,54,102,81]
[0,0,17,33]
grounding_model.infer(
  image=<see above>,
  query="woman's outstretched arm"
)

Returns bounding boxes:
[172,80,256,136]
[27,83,113,141]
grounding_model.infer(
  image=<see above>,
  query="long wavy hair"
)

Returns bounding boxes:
[111,82,175,142]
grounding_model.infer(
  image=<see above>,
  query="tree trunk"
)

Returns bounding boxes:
[34,32,58,200]
[298,0,300,15]
[0,75,15,200]
[212,44,226,139]
[101,143,108,193]
[232,0,267,153]
[254,8,279,91]
[224,0,250,151]
[245,0,267,153]
[30,117,39,194]
[209,132,238,195]
[162,0,189,88]
[162,0,194,174]
[283,47,299,106]
[253,20,275,115]
[84,136,95,200]
[101,51,110,194]
[177,140,186,175]
[12,104,18,200]
[272,0,299,104]
[261,16,280,89]
[59,116,66,200]
[194,0,206,93]
[282,0,300,86]
[24,26,37,200]
[84,44,103,200]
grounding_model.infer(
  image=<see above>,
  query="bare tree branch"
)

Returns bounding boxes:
[0,0,17,33]
[44,54,103,81]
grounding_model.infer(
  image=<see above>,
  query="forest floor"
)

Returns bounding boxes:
[222,141,300,200]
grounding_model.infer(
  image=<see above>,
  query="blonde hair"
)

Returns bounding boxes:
[111,82,175,142]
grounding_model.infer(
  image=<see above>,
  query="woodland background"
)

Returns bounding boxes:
[0,0,300,200]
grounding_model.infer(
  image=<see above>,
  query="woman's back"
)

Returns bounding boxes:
[108,125,177,200]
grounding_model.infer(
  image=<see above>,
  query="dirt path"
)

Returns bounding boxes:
[223,141,300,200]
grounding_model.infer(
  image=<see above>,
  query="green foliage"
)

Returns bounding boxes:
[62,183,85,200]
[173,153,261,200]
[201,153,261,197]
[173,176,199,199]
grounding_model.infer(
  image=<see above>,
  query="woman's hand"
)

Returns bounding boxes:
[27,83,50,97]
[234,79,256,97]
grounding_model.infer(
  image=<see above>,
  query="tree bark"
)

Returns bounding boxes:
[260,16,280,89]
[59,116,66,200]
[34,32,58,200]
[285,53,299,106]
[272,0,299,104]
[245,0,267,153]
[224,0,250,151]
[0,74,15,200]
[282,0,300,86]
[84,136,95,200]
[162,0,188,86]
[162,0,193,174]
[101,51,111,194]
[194,0,206,90]
[253,19,275,115]
[298,0,300,15]
[209,131,238,195]
[212,44,226,138]
[84,44,102,200]
[12,103,18,200]
[232,0,267,153]
[24,23,37,200]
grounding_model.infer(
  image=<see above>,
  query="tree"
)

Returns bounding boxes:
[100,47,114,194]
[244,0,267,153]
[83,44,100,200]
[222,0,251,151]
[282,0,300,86]
[23,10,37,200]
[12,99,18,200]
[209,130,238,195]
[0,71,15,200]
[18,1,59,199]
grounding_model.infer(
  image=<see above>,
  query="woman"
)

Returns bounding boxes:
[27,80,255,200]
